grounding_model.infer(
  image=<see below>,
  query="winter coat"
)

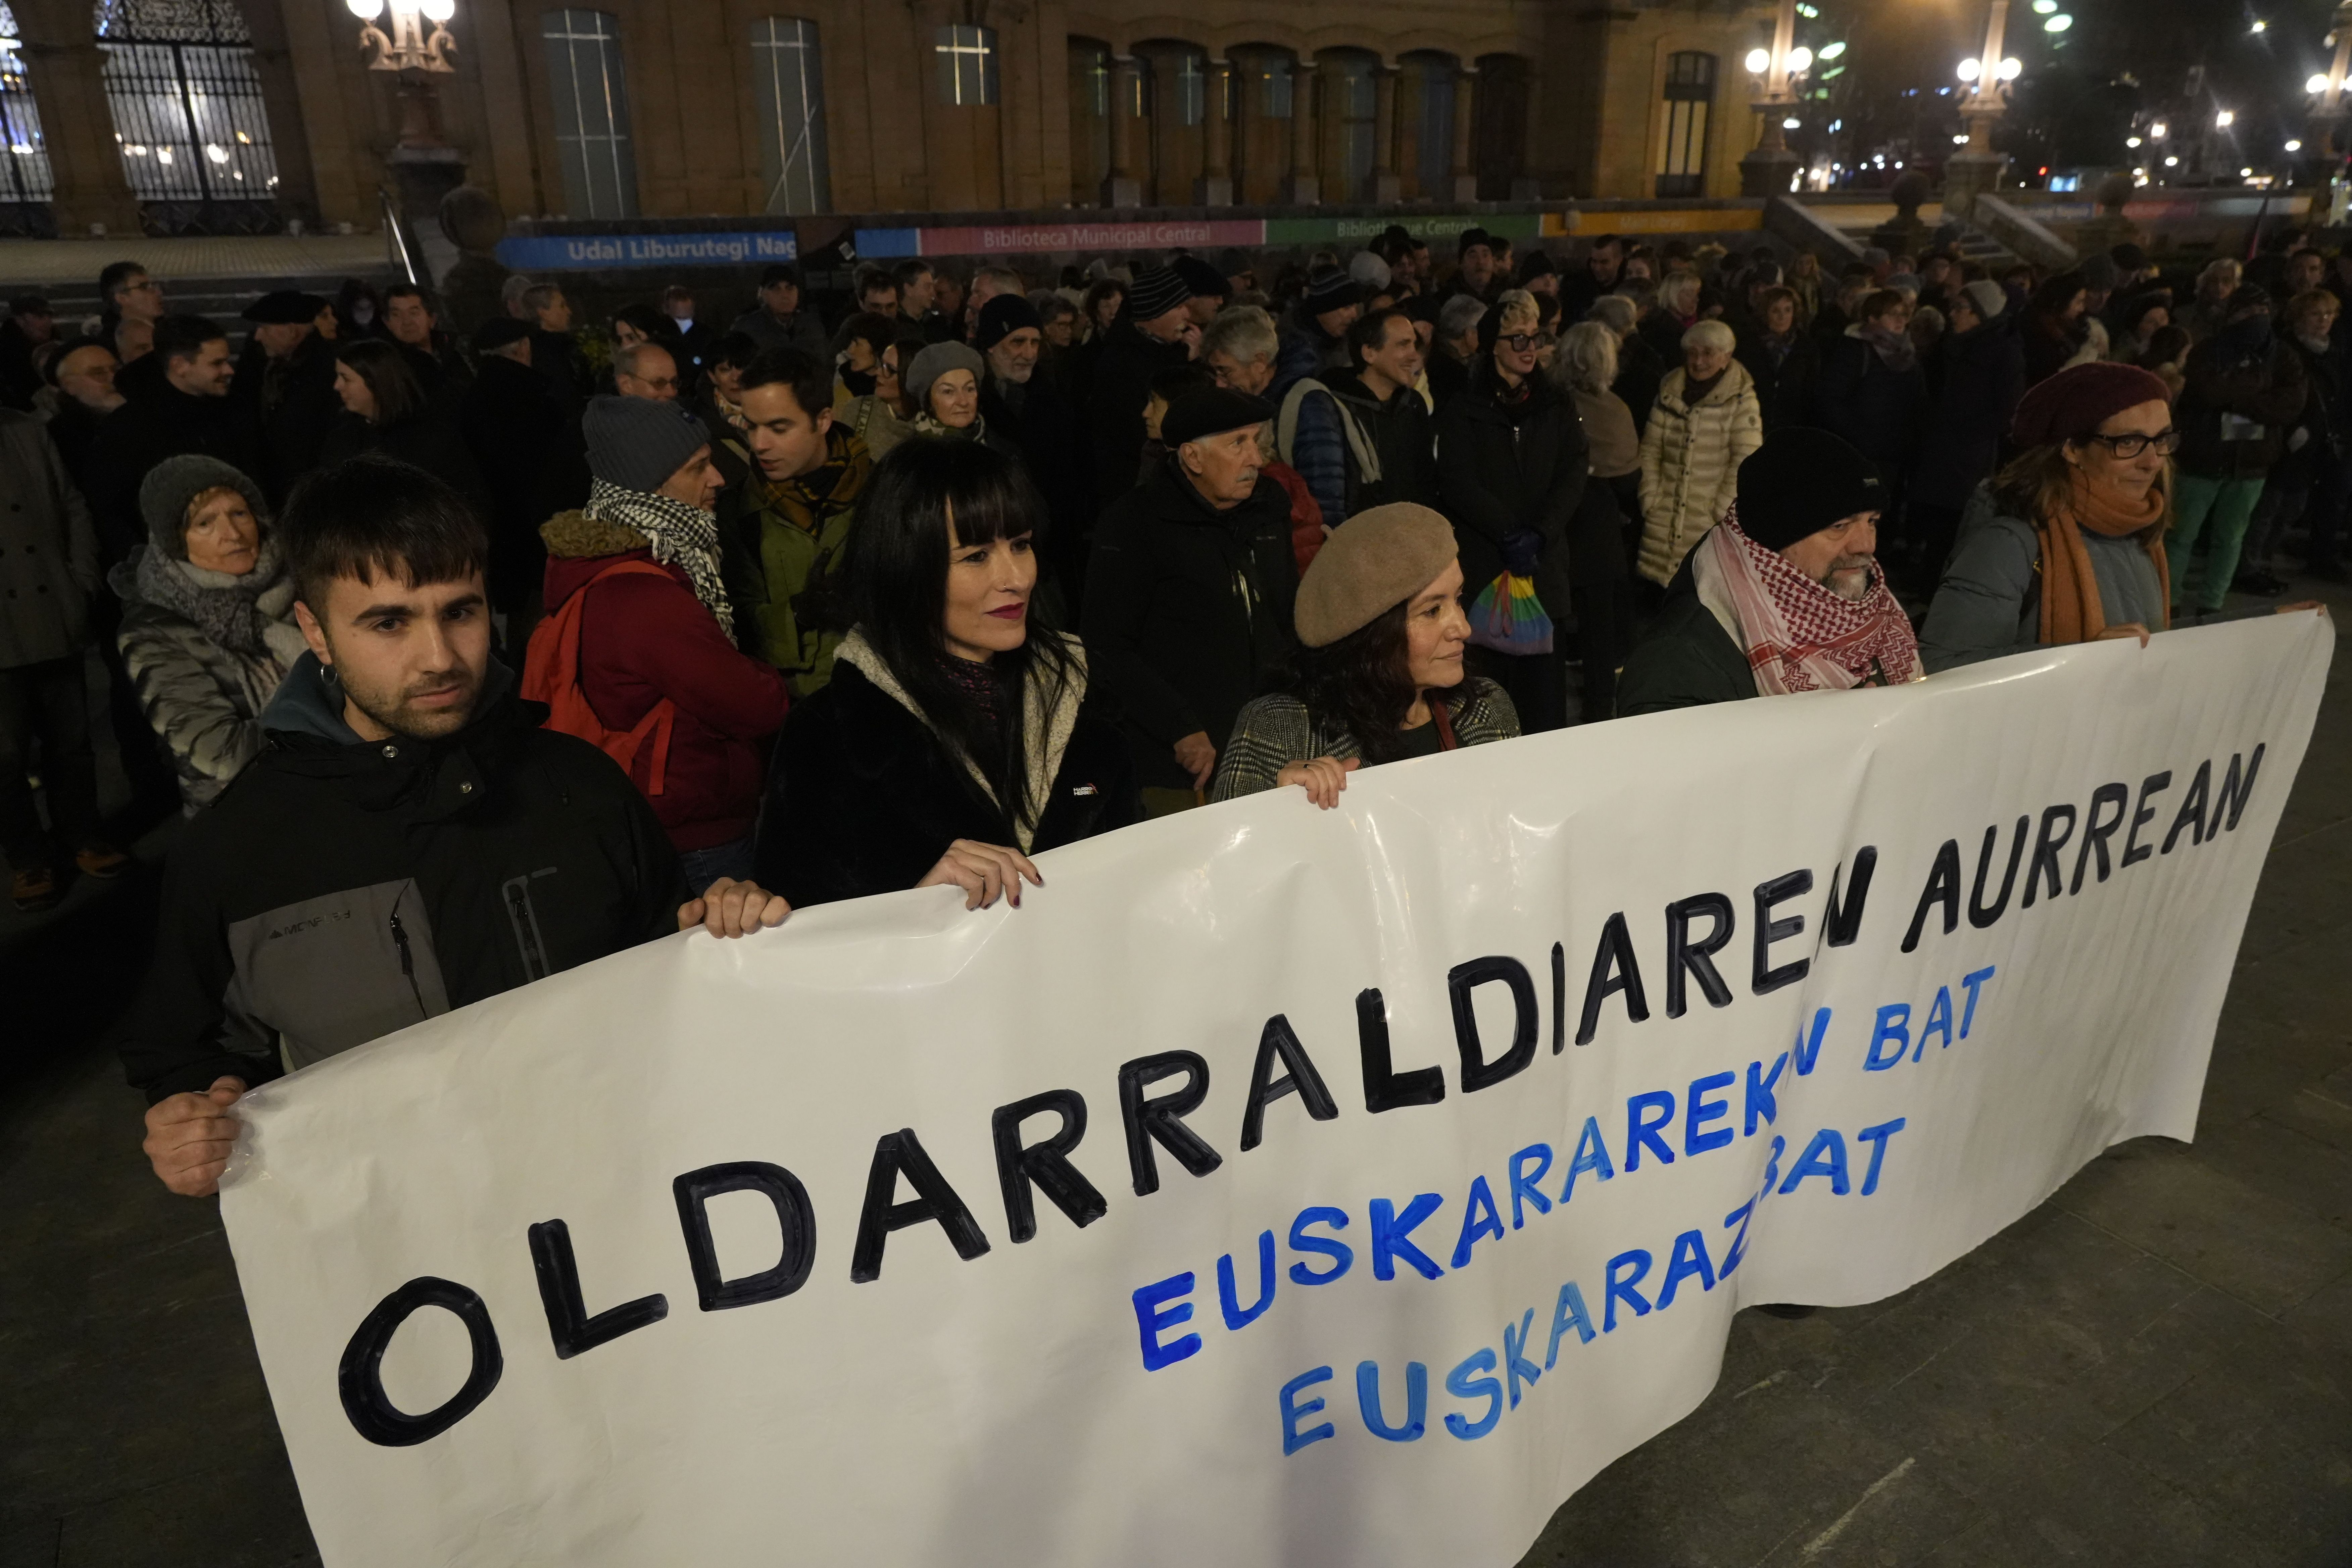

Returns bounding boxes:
[720,422,871,693]
[116,656,688,1103]
[756,630,1140,908]
[1086,320,1193,503]
[1278,366,1439,524]
[234,334,342,502]
[1617,554,1757,715]
[2175,333,2308,480]
[1273,317,1351,402]
[2020,314,2088,387]
[1917,483,2169,673]
[1081,457,1300,790]
[39,393,111,501]
[1734,329,1820,433]
[1636,360,1763,587]
[1615,333,1668,436]
[113,542,307,811]
[728,306,829,363]
[1434,360,1591,618]
[461,354,589,610]
[983,369,1091,571]
[1814,329,1929,475]
[0,408,101,670]
[539,510,792,852]
[320,405,495,526]
[1572,386,1640,478]
[84,378,263,564]
[1911,317,2028,513]
[1210,677,1521,799]
[2267,335,2347,496]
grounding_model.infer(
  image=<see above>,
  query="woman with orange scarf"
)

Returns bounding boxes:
[1920,362,2176,670]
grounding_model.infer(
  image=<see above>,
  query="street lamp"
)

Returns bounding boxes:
[1950,0,2018,215]
[2217,110,2235,128]
[1737,0,1813,195]
[353,0,460,200]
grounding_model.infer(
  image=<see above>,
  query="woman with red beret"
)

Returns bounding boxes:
[1919,362,2176,671]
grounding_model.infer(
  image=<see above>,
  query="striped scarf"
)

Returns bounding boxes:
[582,479,734,638]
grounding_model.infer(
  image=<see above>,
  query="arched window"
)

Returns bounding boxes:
[0,1,54,212]
[750,17,827,214]
[541,8,636,218]
[1656,51,1716,198]
[95,0,279,229]
[1407,53,1457,201]
[1321,50,1377,201]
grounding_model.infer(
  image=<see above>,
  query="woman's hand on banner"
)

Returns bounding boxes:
[678,879,791,938]
[919,840,1044,910]
[2094,622,2150,645]
[142,1075,247,1197]
[1277,756,1361,811]
[2278,600,2328,616]
[1174,731,1218,790]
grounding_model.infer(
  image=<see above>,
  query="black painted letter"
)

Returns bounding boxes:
[673,1161,817,1310]
[850,1128,991,1282]
[1119,1052,1226,1193]
[991,1090,1109,1242]
[338,1277,503,1447]
[1448,956,1539,1092]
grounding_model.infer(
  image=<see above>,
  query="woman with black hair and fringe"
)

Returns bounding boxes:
[755,439,1140,909]
[1212,502,1519,808]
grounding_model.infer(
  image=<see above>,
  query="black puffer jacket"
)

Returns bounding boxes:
[757,633,1140,907]
[1082,458,1300,789]
[1083,320,1192,503]
[1911,316,2028,512]
[116,655,686,1102]
[1432,359,1589,619]
[2176,330,2308,480]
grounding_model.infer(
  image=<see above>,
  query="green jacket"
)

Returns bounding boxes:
[1615,558,1757,715]
[720,424,871,696]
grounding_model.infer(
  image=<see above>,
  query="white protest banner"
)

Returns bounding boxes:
[221,613,2332,1568]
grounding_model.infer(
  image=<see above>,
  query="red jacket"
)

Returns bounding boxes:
[540,511,789,851]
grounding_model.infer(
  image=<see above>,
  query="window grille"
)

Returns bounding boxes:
[934,24,996,107]
[750,16,828,214]
[541,8,638,218]
[1655,51,1716,198]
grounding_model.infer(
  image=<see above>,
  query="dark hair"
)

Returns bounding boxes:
[892,258,935,288]
[611,302,678,347]
[738,345,831,421]
[2029,271,2088,316]
[153,313,226,364]
[1283,603,1461,766]
[98,259,146,305]
[1346,306,1411,369]
[280,455,489,610]
[1081,278,1125,321]
[707,330,762,372]
[335,339,426,426]
[1148,360,1217,404]
[842,439,1073,832]
[382,282,429,307]
[660,283,695,308]
[831,310,896,361]
[759,263,803,290]
[1589,233,1625,254]
[2139,324,2191,368]
[1860,289,1907,322]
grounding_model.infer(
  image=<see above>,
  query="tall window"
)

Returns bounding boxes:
[1414,57,1455,197]
[1256,56,1292,118]
[1655,51,1715,198]
[935,24,996,106]
[750,16,827,214]
[0,2,53,206]
[542,8,636,218]
[94,0,278,226]
[1327,53,1376,200]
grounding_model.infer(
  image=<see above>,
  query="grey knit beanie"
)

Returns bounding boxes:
[1960,279,2008,324]
[139,454,266,559]
[903,341,985,412]
[582,394,710,493]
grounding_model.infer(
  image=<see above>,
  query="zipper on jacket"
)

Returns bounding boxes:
[389,911,427,1016]
[505,882,551,981]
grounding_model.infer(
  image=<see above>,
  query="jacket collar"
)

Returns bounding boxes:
[834,628,1088,854]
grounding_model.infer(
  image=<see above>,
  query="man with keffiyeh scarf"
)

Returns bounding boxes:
[1620,428,1922,715]
[535,395,790,886]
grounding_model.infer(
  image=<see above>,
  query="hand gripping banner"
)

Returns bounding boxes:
[220,613,2333,1568]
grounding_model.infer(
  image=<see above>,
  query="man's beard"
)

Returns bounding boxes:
[340,664,483,740]
[1823,556,1876,602]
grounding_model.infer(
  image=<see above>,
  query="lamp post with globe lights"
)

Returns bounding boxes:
[2302,2,2352,191]
[1737,0,1814,195]
[350,0,467,216]
[1945,0,2021,217]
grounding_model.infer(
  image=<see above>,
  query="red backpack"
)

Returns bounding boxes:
[522,560,677,794]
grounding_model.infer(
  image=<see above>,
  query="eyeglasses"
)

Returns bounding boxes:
[2078,429,2182,458]
[1500,332,1550,352]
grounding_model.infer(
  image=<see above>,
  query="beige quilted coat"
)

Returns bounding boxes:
[1636,359,1763,586]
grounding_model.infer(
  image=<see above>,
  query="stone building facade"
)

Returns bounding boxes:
[0,0,1774,236]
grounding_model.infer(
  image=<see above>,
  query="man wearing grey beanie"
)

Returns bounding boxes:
[531,395,790,884]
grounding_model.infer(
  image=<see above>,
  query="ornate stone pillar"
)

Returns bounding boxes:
[1450,64,1477,202]
[1372,62,1401,204]
[1104,54,1143,208]
[1198,58,1233,206]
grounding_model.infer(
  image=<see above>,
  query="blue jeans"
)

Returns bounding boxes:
[677,835,756,894]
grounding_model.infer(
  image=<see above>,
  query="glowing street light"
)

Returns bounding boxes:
[2000,57,2022,79]
[2216,109,2235,128]
[1958,56,1981,82]
[2150,121,2168,138]
[1786,45,1813,72]
[2311,74,2335,94]
[2288,138,2305,151]
[2044,13,2071,31]
[2126,135,2142,147]
[1745,47,1771,74]
[1819,41,1846,60]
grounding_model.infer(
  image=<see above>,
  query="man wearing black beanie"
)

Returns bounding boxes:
[1619,427,1921,714]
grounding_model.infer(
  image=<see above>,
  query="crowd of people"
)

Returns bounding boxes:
[0,224,2330,1197]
